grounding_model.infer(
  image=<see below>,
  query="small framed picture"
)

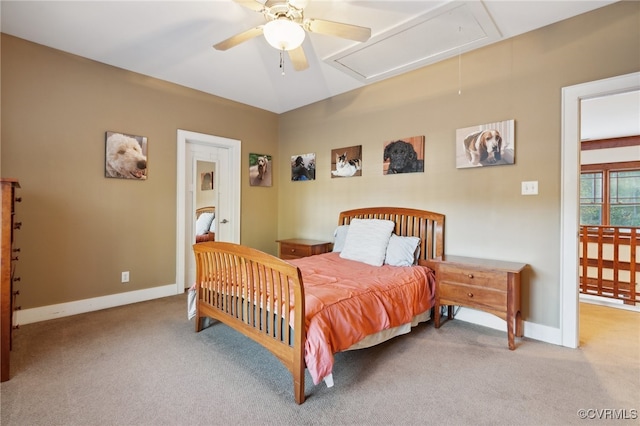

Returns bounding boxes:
[383,136,424,174]
[291,153,315,181]
[249,153,272,187]
[200,171,213,190]
[456,119,515,168]
[331,145,362,178]
[105,131,148,180]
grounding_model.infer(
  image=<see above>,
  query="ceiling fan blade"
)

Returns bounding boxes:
[233,0,267,12]
[305,18,371,42]
[213,26,264,51]
[288,46,309,71]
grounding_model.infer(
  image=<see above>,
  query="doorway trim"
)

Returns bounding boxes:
[176,129,241,294]
[560,71,639,348]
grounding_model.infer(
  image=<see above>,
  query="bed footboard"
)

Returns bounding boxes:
[193,242,306,404]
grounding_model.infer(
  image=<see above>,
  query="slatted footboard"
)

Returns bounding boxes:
[193,242,306,404]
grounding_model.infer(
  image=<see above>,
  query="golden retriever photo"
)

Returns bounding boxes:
[249,153,272,187]
[105,132,148,180]
[456,120,515,168]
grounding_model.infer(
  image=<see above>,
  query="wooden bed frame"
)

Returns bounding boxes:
[193,207,444,404]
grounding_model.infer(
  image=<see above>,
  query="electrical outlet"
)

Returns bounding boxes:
[121,271,130,283]
[521,181,538,195]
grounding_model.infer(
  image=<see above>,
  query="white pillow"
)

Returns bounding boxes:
[332,225,349,252]
[385,234,421,267]
[195,212,214,235]
[208,212,216,233]
[339,219,395,266]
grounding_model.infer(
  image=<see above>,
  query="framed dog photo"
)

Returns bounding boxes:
[383,136,424,175]
[105,131,148,180]
[331,145,362,178]
[249,153,272,187]
[456,119,515,168]
[291,153,315,181]
[200,171,213,190]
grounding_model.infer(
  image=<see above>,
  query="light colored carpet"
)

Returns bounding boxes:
[1,295,638,425]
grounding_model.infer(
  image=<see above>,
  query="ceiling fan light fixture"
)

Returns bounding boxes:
[263,18,305,51]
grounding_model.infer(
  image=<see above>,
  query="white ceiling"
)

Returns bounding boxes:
[581,90,640,141]
[0,0,621,114]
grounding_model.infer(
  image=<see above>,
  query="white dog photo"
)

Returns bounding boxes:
[105,132,148,180]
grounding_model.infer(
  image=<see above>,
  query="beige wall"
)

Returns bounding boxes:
[1,34,279,309]
[277,2,640,327]
[1,2,638,328]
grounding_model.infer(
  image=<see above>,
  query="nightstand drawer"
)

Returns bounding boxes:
[280,242,314,259]
[438,265,508,292]
[439,282,507,311]
[277,239,331,260]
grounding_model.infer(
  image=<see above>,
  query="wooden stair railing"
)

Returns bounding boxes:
[579,225,639,305]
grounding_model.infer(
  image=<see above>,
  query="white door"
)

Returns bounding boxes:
[176,130,241,293]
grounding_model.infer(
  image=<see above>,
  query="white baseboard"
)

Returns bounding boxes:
[16,284,179,325]
[579,294,640,312]
[452,307,562,346]
[16,289,565,347]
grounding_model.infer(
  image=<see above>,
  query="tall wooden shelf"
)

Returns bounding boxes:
[1,178,21,382]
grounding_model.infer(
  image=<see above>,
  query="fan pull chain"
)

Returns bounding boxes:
[458,26,463,95]
[280,49,285,76]
[458,50,462,95]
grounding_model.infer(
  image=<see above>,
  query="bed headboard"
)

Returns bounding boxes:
[338,207,444,263]
[196,206,215,218]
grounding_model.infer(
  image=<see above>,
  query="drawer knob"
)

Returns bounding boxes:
[467,293,474,298]
[290,249,296,252]
[467,274,474,279]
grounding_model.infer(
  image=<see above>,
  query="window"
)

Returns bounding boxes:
[609,170,640,226]
[580,168,640,226]
[580,172,603,225]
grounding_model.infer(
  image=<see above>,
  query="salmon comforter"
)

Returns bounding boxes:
[289,252,436,385]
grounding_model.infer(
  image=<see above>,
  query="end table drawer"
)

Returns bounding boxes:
[277,239,331,260]
[439,282,507,311]
[439,266,508,292]
[280,242,314,259]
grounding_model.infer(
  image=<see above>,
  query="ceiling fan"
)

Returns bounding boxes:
[214,0,372,72]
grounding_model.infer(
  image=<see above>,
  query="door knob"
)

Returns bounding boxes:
[220,219,229,224]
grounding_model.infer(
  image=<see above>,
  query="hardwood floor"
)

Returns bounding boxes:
[579,301,639,362]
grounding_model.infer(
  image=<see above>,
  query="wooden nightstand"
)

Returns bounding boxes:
[277,239,331,260]
[430,255,527,350]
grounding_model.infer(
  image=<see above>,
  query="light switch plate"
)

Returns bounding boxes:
[521,181,538,195]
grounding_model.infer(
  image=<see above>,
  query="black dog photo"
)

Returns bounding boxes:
[383,136,424,174]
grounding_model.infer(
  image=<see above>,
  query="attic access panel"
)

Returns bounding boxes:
[325,1,501,83]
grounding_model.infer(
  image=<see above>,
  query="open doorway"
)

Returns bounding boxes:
[560,72,640,348]
[579,91,640,310]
